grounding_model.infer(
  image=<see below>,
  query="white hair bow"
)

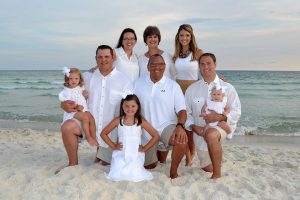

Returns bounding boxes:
[62,67,70,77]
[215,83,227,93]
[121,89,133,99]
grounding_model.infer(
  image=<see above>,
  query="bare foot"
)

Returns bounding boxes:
[170,173,178,179]
[210,174,221,179]
[55,164,72,175]
[87,138,99,147]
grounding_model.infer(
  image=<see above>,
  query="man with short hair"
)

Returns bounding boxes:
[134,54,187,179]
[185,53,241,179]
[60,45,132,167]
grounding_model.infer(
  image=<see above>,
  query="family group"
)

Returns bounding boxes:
[58,24,241,181]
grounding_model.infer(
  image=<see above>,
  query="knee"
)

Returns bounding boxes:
[61,120,81,135]
[204,129,219,144]
[81,114,89,122]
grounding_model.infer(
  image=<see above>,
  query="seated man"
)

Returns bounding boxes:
[134,54,187,179]
[185,53,241,179]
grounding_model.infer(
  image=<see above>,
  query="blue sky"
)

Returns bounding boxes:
[0,0,299,71]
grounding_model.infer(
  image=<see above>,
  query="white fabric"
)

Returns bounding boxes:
[83,68,133,147]
[205,97,227,127]
[174,53,200,80]
[106,121,153,182]
[138,51,175,79]
[185,75,241,151]
[114,47,139,82]
[58,86,87,123]
[134,75,186,144]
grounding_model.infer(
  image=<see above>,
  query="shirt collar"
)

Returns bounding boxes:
[145,75,166,84]
[97,67,116,78]
[203,75,220,86]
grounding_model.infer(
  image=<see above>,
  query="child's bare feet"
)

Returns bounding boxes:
[86,137,99,147]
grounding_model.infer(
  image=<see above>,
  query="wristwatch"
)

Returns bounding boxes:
[176,123,185,129]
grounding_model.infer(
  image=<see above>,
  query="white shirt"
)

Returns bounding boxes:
[83,68,133,147]
[185,75,241,150]
[138,51,175,79]
[114,47,139,82]
[134,75,186,143]
[58,86,87,123]
[174,53,200,80]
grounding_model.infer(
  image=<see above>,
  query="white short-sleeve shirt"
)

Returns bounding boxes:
[134,75,186,142]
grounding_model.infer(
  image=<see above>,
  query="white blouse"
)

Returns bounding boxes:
[114,47,139,82]
[138,51,175,80]
[174,53,200,80]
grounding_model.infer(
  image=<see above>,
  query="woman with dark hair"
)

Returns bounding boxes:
[138,26,175,79]
[114,28,139,82]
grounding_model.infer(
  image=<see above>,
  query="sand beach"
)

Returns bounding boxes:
[0,123,299,200]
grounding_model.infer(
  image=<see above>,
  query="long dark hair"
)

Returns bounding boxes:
[119,94,142,126]
[116,28,137,48]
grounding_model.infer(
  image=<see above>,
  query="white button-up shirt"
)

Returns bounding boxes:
[114,47,139,82]
[185,75,241,151]
[134,75,186,143]
[83,68,133,147]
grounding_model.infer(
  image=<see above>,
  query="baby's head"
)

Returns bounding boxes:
[210,86,225,102]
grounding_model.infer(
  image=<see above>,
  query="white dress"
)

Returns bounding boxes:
[58,86,87,123]
[205,97,227,127]
[106,120,153,182]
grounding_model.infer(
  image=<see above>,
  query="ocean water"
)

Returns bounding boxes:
[0,70,299,136]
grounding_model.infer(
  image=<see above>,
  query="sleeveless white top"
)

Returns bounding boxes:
[174,53,199,80]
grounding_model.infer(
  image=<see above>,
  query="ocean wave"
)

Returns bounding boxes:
[15,80,63,85]
[0,112,62,123]
[0,85,62,90]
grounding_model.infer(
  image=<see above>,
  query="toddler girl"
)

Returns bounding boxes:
[59,67,98,146]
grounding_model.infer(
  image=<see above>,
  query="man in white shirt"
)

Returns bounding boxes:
[61,45,132,167]
[134,54,187,179]
[185,53,241,179]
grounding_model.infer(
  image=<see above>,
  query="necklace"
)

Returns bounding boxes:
[179,49,190,58]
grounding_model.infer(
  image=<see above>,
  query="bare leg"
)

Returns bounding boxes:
[170,142,186,179]
[157,151,169,164]
[87,112,97,141]
[144,162,158,169]
[185,130,195,166]
[205,128,222,179]
[74,112,98,146]
[61,120,81,166]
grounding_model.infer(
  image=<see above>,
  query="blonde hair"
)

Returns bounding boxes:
[173,24,199,61]
[63,68,84,87]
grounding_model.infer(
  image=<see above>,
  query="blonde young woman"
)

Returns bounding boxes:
[173,24,203,166]
[138,26,175,79]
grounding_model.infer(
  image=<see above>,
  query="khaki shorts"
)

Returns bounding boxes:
[71,118,85,139]
[197,126,227,168]
[144,124,175,166]
[96,146,113,164]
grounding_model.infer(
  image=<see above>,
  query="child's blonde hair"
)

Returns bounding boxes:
[63,68,84,87]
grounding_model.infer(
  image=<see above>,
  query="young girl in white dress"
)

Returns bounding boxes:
[101,93,159,182]
[58,67,98,146]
